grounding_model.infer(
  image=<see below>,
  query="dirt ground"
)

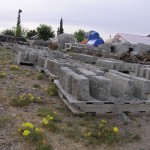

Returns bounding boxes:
[0,46,150,150]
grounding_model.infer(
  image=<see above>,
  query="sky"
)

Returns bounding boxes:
[0,0,149,40]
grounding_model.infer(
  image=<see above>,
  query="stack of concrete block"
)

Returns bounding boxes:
[72,73,90,101]
[105,72,135,98]
[90,76,112,101]
[109,70,150,100]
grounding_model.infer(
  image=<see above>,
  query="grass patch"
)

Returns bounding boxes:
[36,73,44,80]
[10,94,42,107]
[44,82,57,96]
[33,83,41,88]
[0,115,13,128]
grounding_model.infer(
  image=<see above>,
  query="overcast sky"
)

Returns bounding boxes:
[0,0,149,39]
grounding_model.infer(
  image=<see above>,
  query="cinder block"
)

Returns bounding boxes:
[146,68,150,80]
[72,74,90,101]
[109,70,150,100]
[59,67,76,94]
[38,57,46,68]
[105,72,135,98]
[96,59,115,69]
[77,68,96,79]
[135,64,142,77]
[90,76,112,101]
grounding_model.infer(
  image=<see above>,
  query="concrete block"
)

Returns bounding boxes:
[135,64,142,77]
[109,70,150,99]
[146,68,150,80]
[59,67,76,94]
[90,76,112,101]
[38,56,46,68]
[72,74,90,101]
[96,59,115,69]
[77,68,96,79]
[105,72,135,98]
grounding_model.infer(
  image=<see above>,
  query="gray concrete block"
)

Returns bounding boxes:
[77,68,96,79]
[145,68,150,80]
[135,64,142,77]
[105,72,135,98]
[90,76,112,101]
[96,59,115,69]
[38,56,46,68]
[109,70,150,99]
[72,74,90,101]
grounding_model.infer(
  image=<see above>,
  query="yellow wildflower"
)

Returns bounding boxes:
[20,95,23,100]
[101,119,107,124]
[30,96,34,101]
[22,122,34,128]
[43,117,49,125]
[23,130,30,136]
[35,128,41,132]
[113,127,119,133]
[47,115,54,120]
[37,97,41,102]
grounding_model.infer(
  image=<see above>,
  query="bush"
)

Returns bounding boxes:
[36,73,44,80]
[0,72,6,78]
[10,65,19,71]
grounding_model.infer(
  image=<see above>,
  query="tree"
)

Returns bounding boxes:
[1,29,15,36]
[26,30,37,38]
[74,29,86,42]
[57,18,64,35]
[37,24,55,41]
[16,9,22,37]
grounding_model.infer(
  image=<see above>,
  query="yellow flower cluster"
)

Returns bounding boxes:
[19,93,41,103]
[23,130,30,136]
[113,127,119,132]
[42,115,54,125]
[22,122,34,128]
[99,119,107,128]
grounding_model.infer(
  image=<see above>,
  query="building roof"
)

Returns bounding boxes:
[114,33,150,45]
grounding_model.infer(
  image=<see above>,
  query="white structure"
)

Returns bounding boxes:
[112,33,150,45]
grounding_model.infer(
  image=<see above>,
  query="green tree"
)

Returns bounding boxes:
[16,9,22,37]
[26,30,37,38]
[59,18,64,34]
[1,29,15,36]
[37,24,55,41]
[74,29,86,42]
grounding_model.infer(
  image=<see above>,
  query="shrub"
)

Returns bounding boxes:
[10,65,19,71]
[0,72,6,78]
